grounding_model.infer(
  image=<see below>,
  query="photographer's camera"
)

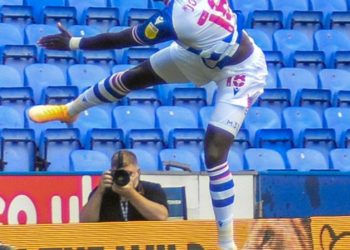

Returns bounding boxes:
[112,169,130,187]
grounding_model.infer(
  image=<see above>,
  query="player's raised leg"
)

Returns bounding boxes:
[28,60,164,123]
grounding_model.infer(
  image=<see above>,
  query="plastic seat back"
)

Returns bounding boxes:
[286,148,329,171]
[0,128,35,172]
[244,148,286,171]
[25,63,67,104]
[159,148,201,172]
[70,149,110,172]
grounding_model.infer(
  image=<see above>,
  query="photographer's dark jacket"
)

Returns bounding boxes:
[90,180,168,221]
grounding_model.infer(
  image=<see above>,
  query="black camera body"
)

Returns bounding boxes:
[111,169,130,187]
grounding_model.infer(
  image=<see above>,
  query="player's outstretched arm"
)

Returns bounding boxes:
[38,22,141,51]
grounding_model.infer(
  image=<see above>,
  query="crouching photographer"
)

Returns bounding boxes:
[80,150,169,222]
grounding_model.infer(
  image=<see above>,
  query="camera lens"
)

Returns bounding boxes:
[112,169,130,187]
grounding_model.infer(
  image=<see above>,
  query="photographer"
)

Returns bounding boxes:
[80,150,169,222]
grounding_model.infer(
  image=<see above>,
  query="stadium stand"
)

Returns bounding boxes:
[0,0,349,175]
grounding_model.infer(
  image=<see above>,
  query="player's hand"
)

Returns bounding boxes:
[37,22,72,50]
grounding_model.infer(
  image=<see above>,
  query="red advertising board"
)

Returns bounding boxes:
[0,175,100,225]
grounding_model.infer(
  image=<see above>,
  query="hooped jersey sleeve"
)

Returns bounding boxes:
[132,8,177,46]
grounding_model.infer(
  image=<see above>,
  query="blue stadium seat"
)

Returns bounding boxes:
[127,8,160,26]
[282,107,323,145]
[0,5,33,29]
[2,45,37,78]
[0,87,33,125]
[231,0,269,26]
[290,11,323,40]
[0,128,35,172]
[299,128,336,162]
[113,105,155,136]
[25,109,69,144]
[292,51,326,78]
[124,88,161,113]
[333,51,350,70]
[251,10,284,37]
[339,129,350,148]
[0,106,23,129]
[257,88,291,117]
[270,0,309,27]
[67,25,100,37]
[245,28,273,51]
[156,106,198,145]
[43,6,77,27]
[0,23,23,45]
[244,148,287,171]
[67,64,109,92]
[41,86,78,105]
[324,107,350,145]
[329,148,350,171]
[314,29,350,68]
[67,0,108,24]
[278,68,329,112]
[309,0,348,23]
[264,51,284,89]
[273,29,313,66]
[24,24,59,45]
[39,128,81,172]
[156,82,196,106]
[254,128,294,158]
[0,65,23,87]
[244,107,281,143]
[73,106,112,142]
[70,149,110,172]
[25,63,67,104]
[170,87,207,115]
[86,128,123,159]
[318,69,350,107]
[0,0,23,5]
[149,0,166,10]
[122,47,159,64]
[126,128,164,156]
[231,129,251,162]
[169,128,205,158]
[79,50,116,73]
[84,7,119,32]
[286,148,329,171]
[227,147,245,171]
[159,148,201,172]
[128,148,159,172]
[199,106,214,129]
[110,0,148,26]
[40,49,78,73]
[163,187,187,220]
[26,0,65,23]
[328,11,350,39]
[111,64,135,74]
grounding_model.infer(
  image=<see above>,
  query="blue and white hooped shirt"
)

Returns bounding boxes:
[132,0,245,69]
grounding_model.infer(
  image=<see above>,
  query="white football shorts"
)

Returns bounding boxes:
[150,40,268,136]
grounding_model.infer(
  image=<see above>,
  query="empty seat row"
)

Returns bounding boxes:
[1,126,350,173]
[3,63,350,110]
[1,105,350,157]
[1,0,350,29]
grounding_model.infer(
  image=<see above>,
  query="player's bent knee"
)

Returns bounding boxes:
[204,124,235,169]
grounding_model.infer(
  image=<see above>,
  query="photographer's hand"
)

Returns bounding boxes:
[97,170,114,194]
[80,170,113,223]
